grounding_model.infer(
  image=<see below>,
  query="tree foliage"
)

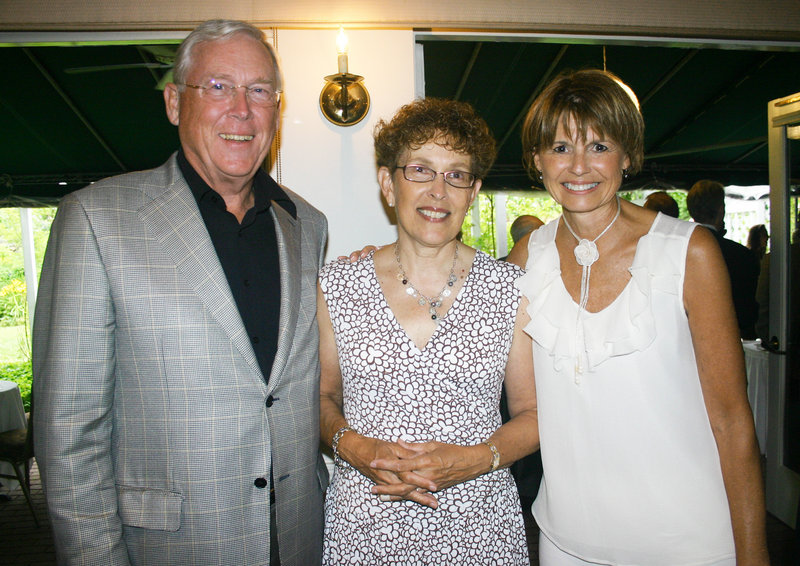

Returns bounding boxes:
[0,208,54,325]
[461,192,562,257]
[0,360,32,412]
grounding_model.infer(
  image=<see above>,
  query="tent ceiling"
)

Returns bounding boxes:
[1,36,800,206]
[420,37,800,191]
[1,43,180,206]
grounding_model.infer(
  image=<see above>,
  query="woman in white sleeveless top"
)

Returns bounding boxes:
[507,69,768,565]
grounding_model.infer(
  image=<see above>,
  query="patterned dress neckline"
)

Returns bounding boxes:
[370,248,480,353]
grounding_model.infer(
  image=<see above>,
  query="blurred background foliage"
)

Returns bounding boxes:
[0,207,55,410]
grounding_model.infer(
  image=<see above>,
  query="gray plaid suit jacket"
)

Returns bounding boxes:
[33,154,328,565]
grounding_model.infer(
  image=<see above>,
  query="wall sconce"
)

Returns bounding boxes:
[320,27,370,126]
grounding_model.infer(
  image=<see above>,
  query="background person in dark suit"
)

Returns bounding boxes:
[33,20,327,565]
[687,179,759,339]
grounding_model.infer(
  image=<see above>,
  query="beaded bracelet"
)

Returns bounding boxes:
[332,425,355,467]
[483,439,500,472]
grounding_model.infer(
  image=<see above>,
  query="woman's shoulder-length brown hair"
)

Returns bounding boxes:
[521,69,644,179]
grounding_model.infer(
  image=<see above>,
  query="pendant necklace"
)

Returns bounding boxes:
[395,243,458,322]
[561,195,621,380]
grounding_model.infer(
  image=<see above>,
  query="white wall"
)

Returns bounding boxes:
[276,29,416,260]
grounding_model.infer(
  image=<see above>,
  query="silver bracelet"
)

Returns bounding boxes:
[332,425,355,466]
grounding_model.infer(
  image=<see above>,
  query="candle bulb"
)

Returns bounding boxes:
[320,24,369,126]
[336,27,348,75]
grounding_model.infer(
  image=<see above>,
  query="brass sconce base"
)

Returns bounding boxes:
[320,73,370,126]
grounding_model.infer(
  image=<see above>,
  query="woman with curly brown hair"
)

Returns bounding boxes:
[318,98,538,564]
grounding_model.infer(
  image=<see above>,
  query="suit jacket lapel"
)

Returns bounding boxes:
[268,201,301,390]
[138,169,262,378]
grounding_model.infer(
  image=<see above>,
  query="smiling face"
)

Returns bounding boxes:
[533,114,630,215]
[164,33,279,191]
[379,141,481,250]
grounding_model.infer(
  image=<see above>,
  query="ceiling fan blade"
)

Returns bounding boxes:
[155,69,174,91]
[139,45,178,65]
[65,62,171,74]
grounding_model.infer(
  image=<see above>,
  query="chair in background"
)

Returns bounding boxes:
[0,396,38,527]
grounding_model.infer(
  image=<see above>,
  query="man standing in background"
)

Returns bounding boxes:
[499,214,543,261]
[687,179,759,339]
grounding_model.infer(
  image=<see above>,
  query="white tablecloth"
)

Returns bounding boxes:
[743,342,769,454]
[0,380,27,492]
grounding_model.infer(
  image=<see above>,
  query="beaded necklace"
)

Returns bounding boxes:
[394,243,458,322]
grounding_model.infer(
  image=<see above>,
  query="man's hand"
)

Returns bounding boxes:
[337,245,381,262]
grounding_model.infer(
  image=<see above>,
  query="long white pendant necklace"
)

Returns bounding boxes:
[395,243,458,323]
[561,195,621,381]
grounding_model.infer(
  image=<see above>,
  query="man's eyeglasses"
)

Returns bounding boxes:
[396,165,476,189]
[180,78,281,107]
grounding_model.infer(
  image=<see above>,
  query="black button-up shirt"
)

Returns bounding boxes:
[178,149,296,381]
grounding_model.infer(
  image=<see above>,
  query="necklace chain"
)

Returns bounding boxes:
[560,196,621,381]
[562,195,621,256]
[395,243,459,322]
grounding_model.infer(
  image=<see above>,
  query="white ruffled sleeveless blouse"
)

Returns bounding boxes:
[516,213,735,565]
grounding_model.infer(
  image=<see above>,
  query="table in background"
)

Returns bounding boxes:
[743,341,769,454]
[0,380,27,492]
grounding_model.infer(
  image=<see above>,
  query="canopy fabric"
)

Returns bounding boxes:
[1,37,800,206]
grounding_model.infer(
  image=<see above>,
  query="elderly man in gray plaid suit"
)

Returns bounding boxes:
[33,20,327,565]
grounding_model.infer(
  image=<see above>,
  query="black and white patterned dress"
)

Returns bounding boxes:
[320,250,529,566]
